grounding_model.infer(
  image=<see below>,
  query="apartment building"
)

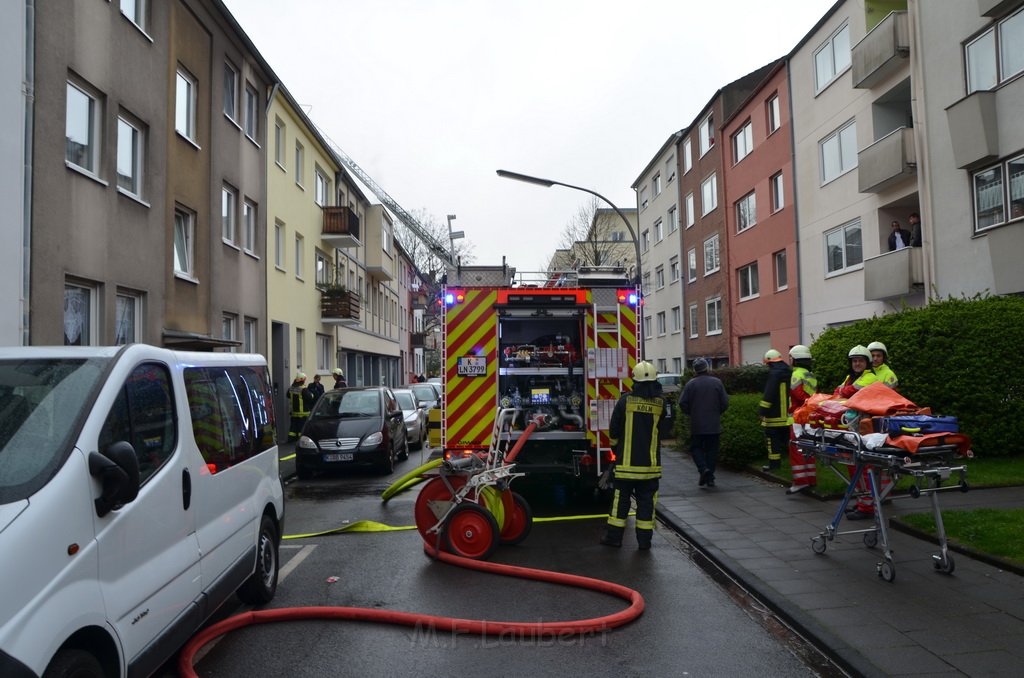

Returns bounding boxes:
[2,1,28,345]
[632,132,684,375]
[721,60,800,363]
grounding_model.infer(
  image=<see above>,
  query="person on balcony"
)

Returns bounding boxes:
[888,220,911,251]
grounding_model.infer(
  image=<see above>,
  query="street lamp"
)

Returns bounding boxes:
[496,169,644,359]
[446,214,463,264]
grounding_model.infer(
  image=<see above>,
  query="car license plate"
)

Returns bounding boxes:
[323,453,353,462]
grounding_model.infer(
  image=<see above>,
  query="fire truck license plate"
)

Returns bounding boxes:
[457,356,486,376]
[323,453,353,462]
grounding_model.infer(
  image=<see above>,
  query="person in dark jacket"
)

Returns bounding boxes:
[307,374,325,403]
[759,349,792,472]
[601,361,667,550]
[332,368,347,389]
[677,358,729,488]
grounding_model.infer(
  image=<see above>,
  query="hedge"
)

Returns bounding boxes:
[673,392,767,469]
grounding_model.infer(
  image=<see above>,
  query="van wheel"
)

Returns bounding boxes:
[43,649,104,678]
[237,515,279,605]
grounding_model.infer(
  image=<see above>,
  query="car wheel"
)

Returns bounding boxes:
[295,460,313,480]
[237,514,279,605]
[399,434,410,461]
[43,649,104,678]
[379,444,396,475]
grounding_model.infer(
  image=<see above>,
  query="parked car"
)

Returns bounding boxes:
[0,345,284,678]
[657,373,682,396]
[393,388,428,450]
[296,386,409,477]
[404,382,441,410]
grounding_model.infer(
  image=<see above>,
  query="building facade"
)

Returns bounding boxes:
[2,0,28,346]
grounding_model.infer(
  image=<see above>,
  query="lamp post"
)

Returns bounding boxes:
[496,169,644,359]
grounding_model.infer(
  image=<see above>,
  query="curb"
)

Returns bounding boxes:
[887,517,1024,577]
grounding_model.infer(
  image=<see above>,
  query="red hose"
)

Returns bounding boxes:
[504,422,536,463]
[177,541,644,677]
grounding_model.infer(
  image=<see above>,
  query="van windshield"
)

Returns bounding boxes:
[0,358,109,504]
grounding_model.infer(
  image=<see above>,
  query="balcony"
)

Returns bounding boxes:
[410,291,429,310]
[858,127,916,193]
[322,206,361,247]
[945,91,999,169]
[320,289,360,325]
[410,332,426,349]
[863,246,923,300]
[852,11,909,89]
[364,205,395,281]
[979,0,1019,17]
[988,222,1024,294]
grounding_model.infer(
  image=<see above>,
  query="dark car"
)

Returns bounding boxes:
[295,386,409,477]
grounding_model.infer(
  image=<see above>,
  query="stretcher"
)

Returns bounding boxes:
[794,427,970,582]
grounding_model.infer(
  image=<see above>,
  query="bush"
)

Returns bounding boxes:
[673,393,767,469]
[810,295,1024,457]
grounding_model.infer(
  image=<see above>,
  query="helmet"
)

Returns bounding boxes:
[294,372,306,383]
[789,344,812,360]
[332,368,345,377]
[848,345,871,361]
[867,341,888,356]
[763,349,783,363]
[632,361,658,382]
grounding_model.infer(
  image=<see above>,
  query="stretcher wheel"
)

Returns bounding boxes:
[863,531,878,548]
[933,554,956,575]
[499,491,533,545]
[959,480,970,493]
[811,536,827,554]
[909,485,921,499]
[414,476,467,544]
[443,503,499,560]
[878,559,896,582]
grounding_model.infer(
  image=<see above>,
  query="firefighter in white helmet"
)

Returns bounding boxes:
[867,341,898,388]
[601,361,667,550]
[331,367,348,389]
[786,345,817,495]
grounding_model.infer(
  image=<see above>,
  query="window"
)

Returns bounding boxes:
[274,220,285,269]
[317,334,332,371]
[774,250,788,291]
[683,138,692,173]
[64,282,96,346]
[274,118,285,167]
[382,227,391,254]
[736,191,757,233]
[770,172,785,212]
[115,291,141,345]
[668,205,678,233]
[120,0,147,31]
[732,121,753,163]
[699,114,714,156]
[673,357,682,373]
[243,200,257,254]
[643,272,651,293]
[973,154,1024,231]
[222,314,237,349]
[824,220,863,275]
[295,141,305,186]
[315,250,330,288]
[174,207,195,277]
[820,120,857,184]
[656,311,666,336]
[315,169,330,206]
[609,230,625,242]
[738,262,759,300]
[671,306,681,333]
[666,155,676,182]
[640,187,649,210]
[703,234,720,275]
[641,230,650,253]
[244,84,259,140]
[701,173,718,215]
[705,297,723,335]
[294,234,304,278]
[657,359,667,373]
[101,363,176,484]
[965,8,1024,94]
[643,316,652,340]
[814,23,851,92]
[223,61,238,121]
[243,318,257,353]
[222,185,237,244]
[116,115,143,196]
[669,256,680,282]
[175,68,197,141]
[688,305,699,338]
[655,265,665,289]
[687,248,697,282]
[66,80,100,173]
[295,328,304,370]
[654,219,663,242]
[767,94,781,133]
[685,193,695,227]
[653,173,662,196]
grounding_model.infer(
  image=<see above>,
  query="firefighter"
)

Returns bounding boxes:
[759,349,792,472]
[786,345,817,494]
[868,341,898,388]
[834,345,880,520]
[601,361,667,550]
[288,372,313,440]
[332,367,347,389]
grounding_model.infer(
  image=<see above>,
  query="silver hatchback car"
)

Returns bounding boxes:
[393,388,428,449]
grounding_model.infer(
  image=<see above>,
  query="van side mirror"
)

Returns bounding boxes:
[89,441,141,517]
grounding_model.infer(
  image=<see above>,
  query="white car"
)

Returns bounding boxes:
[393,388,428,449]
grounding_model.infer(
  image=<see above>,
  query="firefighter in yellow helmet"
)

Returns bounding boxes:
[759,349,791,472]
[601,361,667,550]
[288,372,314,440]
[786,345,817,494]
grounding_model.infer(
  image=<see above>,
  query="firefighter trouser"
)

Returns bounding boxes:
[605,478,659,546]
[289,415,308,440]
[788,425,816,487]
[764,426,788,469]
[847,466,893,515]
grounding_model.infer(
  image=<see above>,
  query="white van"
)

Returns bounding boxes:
[0,345,285,678]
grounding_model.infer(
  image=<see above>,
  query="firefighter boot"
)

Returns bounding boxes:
[636,529,653,550]
[600,526,623,548]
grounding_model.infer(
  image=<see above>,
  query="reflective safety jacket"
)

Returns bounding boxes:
[789,366,817,412]
[759,361,792,427]
[608,392,666,480]
[835,370,879,398]
[873,363,898,389]
[289,384,312,417]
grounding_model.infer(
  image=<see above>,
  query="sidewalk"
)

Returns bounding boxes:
[655,447,1024,677]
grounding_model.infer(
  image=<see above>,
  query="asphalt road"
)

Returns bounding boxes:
[173,448,829,677]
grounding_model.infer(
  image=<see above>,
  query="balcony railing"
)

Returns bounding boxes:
[946,90,999,169]
[864,246,923,300]
[858,127,916,193]
[410,332,426,348]
[322,206,361,247]
[320,289,360,325]
[852,11,909,89]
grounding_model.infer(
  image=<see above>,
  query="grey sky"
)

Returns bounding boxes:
[223,0,831,271]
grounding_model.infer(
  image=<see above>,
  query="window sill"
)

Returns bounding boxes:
[820,165,856,187]
[739,294,760,302]
[776,285,789,292]
[223,239,241,251]
[244,249,260,261]
[174,272,199,285]
[224,113,243,131]
[246,134,261,149]
[276,161,286,172]
[176,131,201,151]
[66,161,109,187]
[275,265,287,274]
[296,182,305,191]
[824,263,864,280]
[705,330,723,336]
[116,186,150,207]
[120,12,154,42]
[703,269,721,277]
